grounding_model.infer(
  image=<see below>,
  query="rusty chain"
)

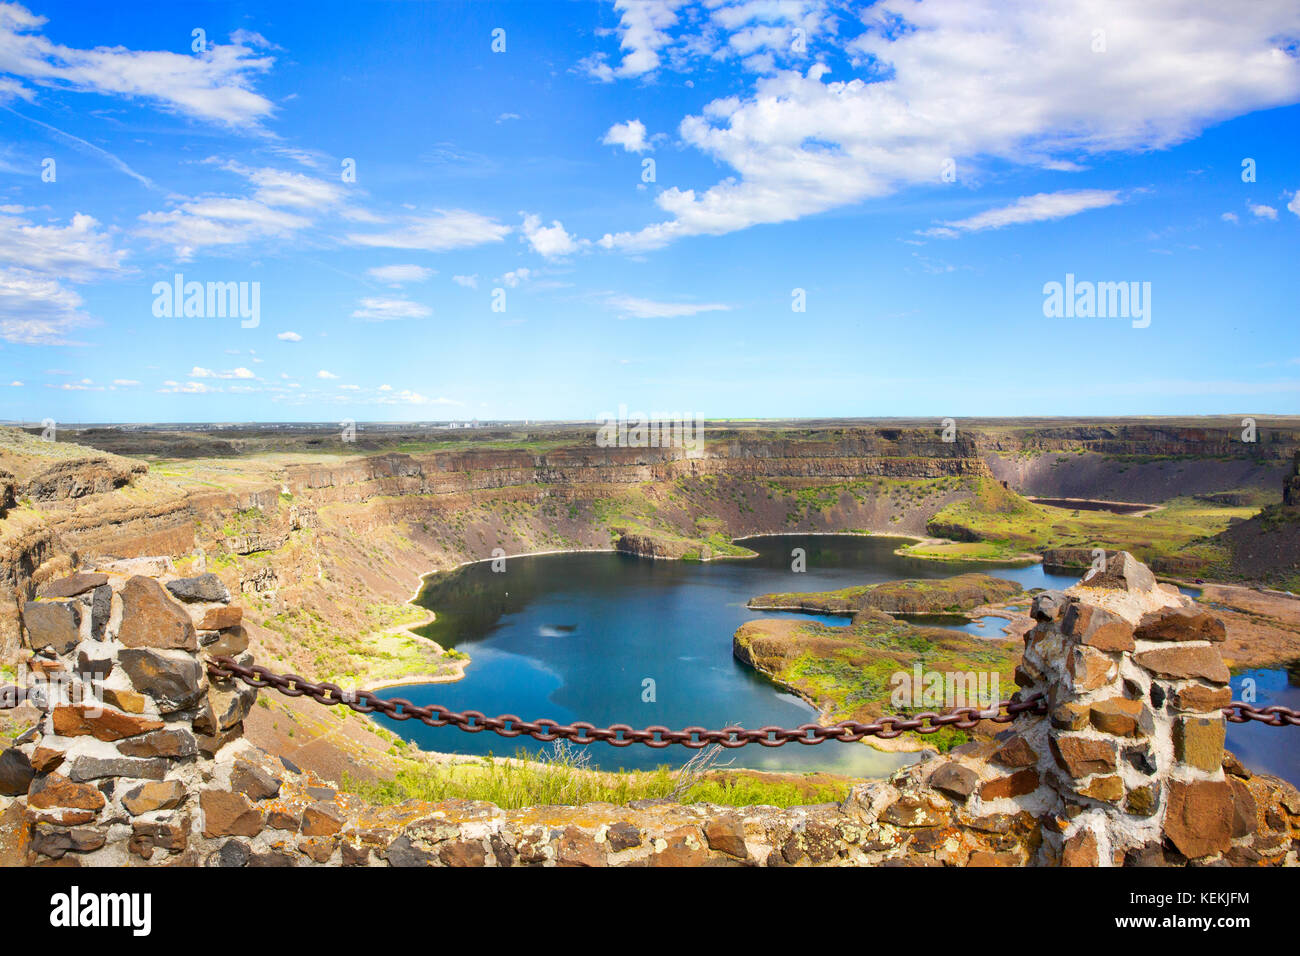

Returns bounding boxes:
[4,660,1297,743]
[208,655,1042,747]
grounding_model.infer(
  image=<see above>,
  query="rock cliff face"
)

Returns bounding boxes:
[1,555,1295,867]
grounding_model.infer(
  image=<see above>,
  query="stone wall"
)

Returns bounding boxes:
[1,553,1296,867]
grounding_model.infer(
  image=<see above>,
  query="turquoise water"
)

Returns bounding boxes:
[373,535,1077,773]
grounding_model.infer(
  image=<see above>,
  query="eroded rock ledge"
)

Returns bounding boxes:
[0,553,1296,867]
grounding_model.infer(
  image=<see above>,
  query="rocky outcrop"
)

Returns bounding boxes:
[1,554,1294,867]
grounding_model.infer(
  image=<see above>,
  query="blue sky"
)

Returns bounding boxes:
[1,0,1298,424]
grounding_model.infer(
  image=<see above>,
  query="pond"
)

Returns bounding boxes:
[372,535,1079,774]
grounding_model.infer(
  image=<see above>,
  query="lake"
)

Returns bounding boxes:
[373,534,1081,774]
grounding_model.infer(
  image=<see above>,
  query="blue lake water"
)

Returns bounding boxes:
[1225,663,1300,786]
[373,534,1079,774]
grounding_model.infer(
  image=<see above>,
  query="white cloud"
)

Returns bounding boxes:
[926,190,1123,236]
[1289,191,1300,218]
[452,274,479,288]
[1221,211,1240,224]
[317,369,338,379]
[603,294,731,319]
[599,1,1300,251]
[112,379,140,386]
[603,119,651,153]
[0,209,126,344]
[189,366,255,379]
[8,380,21,386]
[277,331,302,341]
[367,264,434,285]
[347,209,510,252]
[1249,202,1278,220]
[582,0,686,81]
[350,296,432,321]
[0,5,276,128]
[520,213,583,258]
[497,268,532,288]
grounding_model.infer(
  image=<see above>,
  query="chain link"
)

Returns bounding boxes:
[206,655,1049,747]
[3,660,1298,748]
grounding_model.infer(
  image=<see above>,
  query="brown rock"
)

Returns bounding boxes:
[1171,683,1232,713]
[206,627,250,657]
[299,837,338,864]
[122,779,187,815]
[301,801,345,837]
[606,821,641,851]
[194,685,255,734]
[201,789,263,837]
[1049,700,1090,731]
[51,704,163,742]
[129,820,187,859]
[31,825,106,859]
[1164,779,1232,859]
[0,748,34,796]
[1051,735,1118,778]
[1125,784,1160,816]
[930,761,980,800]
[117,728,197,759]
[1089,697,1149,737]
[977,768,1040,801]
[1134,646,1229,685]
[1077,551,1156,592]
[101,687,147,714]
[118,648,206,713]
[40,572,108,599]
[118,576,198,650]
[21,600,81,655]
[265,808,301,831]
[647,826,712,867]
[231,761,281,801]
[439,839,487,867]
[992,735,1038,768]
[1067,646,1117,691]
[557,826,605,867]
[341,842,371,866]
[1228,777,1257,839]
[968,850,1021,866]
[883,794,951,827]
[1062,603,1135,652]
[1173,716,1225,772]
[1078,774,1124,803]
[198,605,243,630]
[703,815,749,857]
[1135,606,1226,643]
[30,747,64,773]
[1061,828,1099,867]
[28,772,106,812]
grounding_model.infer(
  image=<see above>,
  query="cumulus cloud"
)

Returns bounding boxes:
[496,268,532,288]
[452,274,479,288]
[0,209,126,344]
[0,4,276,128]
[602,119,651,153]
[317,369,338,379]
[582,0,686,81]
[520,213,583,258]
[1249,202,1279,220]
[598,0,1300,251]
[189,366,255,379]
[277,331,302,341]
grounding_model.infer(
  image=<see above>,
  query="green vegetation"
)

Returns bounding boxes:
[751,573,1023,616]
[343,744,852,809]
